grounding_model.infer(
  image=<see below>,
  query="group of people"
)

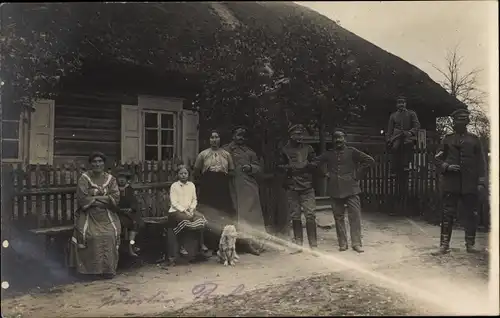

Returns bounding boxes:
[67,97,488,280]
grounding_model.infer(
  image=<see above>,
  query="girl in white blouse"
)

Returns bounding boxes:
[168,166,208,256]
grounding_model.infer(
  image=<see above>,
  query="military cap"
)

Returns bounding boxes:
[288,124,306,134]
[332,128,346,136]
[396,95,406,101]
[232,125,248,134]
[450,108,470,119]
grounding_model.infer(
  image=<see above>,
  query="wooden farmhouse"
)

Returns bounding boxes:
[1,2,463,169]
[1,2,466,238]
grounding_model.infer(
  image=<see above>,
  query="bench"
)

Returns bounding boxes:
[13,182,173,266]
[27,216,174,267]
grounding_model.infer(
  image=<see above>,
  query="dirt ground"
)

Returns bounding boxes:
[1,210,492,317]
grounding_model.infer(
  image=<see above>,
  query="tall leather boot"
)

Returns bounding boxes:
[465,235,479,253]
[291,220,303,254]
[431,219,452,256]
[305,220,318,249]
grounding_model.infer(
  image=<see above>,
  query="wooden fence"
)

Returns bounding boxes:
[7,161,178,231]
[4,148,489,233]
[359,147,442,223]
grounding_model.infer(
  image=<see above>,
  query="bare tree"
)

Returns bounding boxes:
[431,45,490,145]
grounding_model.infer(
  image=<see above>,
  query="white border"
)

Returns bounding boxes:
[487,1,499,314]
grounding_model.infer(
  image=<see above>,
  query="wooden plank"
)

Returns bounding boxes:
[29,225,74,235]
[55,105,118,120]
[15,181,174,196]
[54,140,120,157]
[55,128,120,143]
[55,116,120,130]
[57,92,138,105]
[142,216,169,224]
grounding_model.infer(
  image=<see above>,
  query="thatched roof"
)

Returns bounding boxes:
[222,2,464,116]
[3,2,463,118]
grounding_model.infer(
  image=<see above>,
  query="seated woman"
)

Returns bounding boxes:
[167,165,208,257]
[115,169,144,257]
[69,152,121,279]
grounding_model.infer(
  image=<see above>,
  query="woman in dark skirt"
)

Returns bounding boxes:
[116,169,144,257]
[193,130,236,250]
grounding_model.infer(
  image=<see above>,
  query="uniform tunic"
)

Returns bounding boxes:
[386,109,421,146]
[279,142,317,221]
[314,146,375,199]
[435,132,487,194]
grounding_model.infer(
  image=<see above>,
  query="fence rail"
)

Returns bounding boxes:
[5,147,489,233]
[8,161,177,230]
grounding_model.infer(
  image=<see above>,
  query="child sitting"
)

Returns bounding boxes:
[168,165,208,256]
[116,169,144,257]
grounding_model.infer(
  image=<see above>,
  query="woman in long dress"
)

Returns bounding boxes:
[193,130,235,250]
[223,126,266,255]
[69,152,121,279]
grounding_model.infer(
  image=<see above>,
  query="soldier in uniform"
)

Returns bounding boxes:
[278,124,318,252]
[314,130,375,253]
[432,108,487,255]
[386,95,421,173]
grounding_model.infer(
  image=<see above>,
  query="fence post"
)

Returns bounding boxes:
[1,164,15,241]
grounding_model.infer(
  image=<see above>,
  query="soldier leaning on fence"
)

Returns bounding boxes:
[313,130,375,253]
[432,108,487,256]
[278,124,318,253]
[386,95,421,173]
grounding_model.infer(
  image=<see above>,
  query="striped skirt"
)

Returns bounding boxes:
[167,211,207,236]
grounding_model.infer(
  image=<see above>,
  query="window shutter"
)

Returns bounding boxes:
[121,104,142,164]
[29,99,55,165]
[181,110,199,167]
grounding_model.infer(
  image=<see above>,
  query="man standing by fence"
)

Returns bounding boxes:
[314,130,374,253]
[386,95,421,173]
[432,108,487,255]
[278,124,318,253]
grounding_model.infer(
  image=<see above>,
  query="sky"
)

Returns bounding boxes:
[296,1,498,113]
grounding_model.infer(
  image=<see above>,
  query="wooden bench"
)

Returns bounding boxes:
[12,181,173,266]
[27,216,173,267]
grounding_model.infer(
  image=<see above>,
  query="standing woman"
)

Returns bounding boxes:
[193,130,235,249]
[69,152,122,279]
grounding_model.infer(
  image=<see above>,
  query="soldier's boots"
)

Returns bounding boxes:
[305,220,318,249]
[431,245,451,256]
[352,246,364,253]
[466,245,480,254]
[290,220,303,254]
[306,220,320,257]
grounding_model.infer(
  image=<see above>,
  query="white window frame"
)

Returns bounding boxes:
[1,110,28,163]
[142,110,177,162]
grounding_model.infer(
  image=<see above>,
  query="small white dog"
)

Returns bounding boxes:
[217,225,239,266]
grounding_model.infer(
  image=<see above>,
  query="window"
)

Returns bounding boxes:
[144,111,176,161]
[1,119,22,161]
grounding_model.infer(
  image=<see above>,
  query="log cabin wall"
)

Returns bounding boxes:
[53,93,137,166]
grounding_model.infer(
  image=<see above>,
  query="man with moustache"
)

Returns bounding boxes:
[278,124,318,252]
[432,108,487,255]
[314,129,374,253]
[223,126,266,255]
